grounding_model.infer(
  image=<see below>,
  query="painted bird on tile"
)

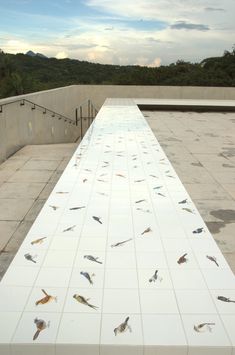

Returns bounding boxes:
[217,296,235,303]
[31,237,46,245]
[135,179,145,183]
[193,227,204,234]
[182,207,195,214]
[114,316,132,336]
[63,225,76,232]
[92,216,102,224]
[116,173,126,178]
[73,294,98,310]
[35,289,57,305]
[24,253,37,263]
[206,255,219,267]
[149,270,163,283]
[178,199,188,204]
[149,174,158,179]
[157,193,165,197]
[84,255,103,264]
[177,253,188,265]
[56,191,69,194]
[33,318,49,340]
[49,205,59,211]
[83,178,88,183]
[135,199,146,204]
[141,227,152,236]
[153,186,163,190]
[194,322,215,333]
[80,271,95,285]
[111,238,132,248]
[69,206,85,210]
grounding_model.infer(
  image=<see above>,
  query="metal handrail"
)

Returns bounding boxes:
[75,99,99,139]
[0,98,76,125]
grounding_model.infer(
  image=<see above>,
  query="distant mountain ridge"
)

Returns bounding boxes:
[26,50,48,59]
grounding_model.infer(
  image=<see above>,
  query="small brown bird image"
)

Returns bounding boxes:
[33,318,49,340]
[49,205,59,211]
[114,317,132,336]
[141,227,152,236]
[206,255,219,267]
[116,173,126,178]
[35,289,57,306]
[31,237,46,245]
[63,225,76,232]
[194,323,215,333]
[177,253,188,265]
[92,216,102,224]
[73,294,98,310]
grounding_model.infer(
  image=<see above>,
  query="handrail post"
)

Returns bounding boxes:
[75,108,78,126]
[88,99,91,127]
[80,106,83,139]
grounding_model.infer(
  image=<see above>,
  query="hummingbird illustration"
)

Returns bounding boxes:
[135,199,146,204]
[194,323,215,333]
[31,237,46,245]
[33,318,49,340]
[84,255,103,264]
[178,199,188,204]
[193,227,204,234]
[149,270,163,283]
[69,206,85,210]
[217,296,235,303]
[92,216,102,224]
[35,289,57,305]
[49,205,59,211]
[63,225,76,232]
[114,317,132,336]
[73,294,98,310]
[177,253,188,265]
[80,271,95,285]
[111,238,132,248]
[141,227,152,236]
[206,255,219,267]
[24,253,37,263]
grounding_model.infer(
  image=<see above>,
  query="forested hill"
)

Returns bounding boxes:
[0,48,235,98]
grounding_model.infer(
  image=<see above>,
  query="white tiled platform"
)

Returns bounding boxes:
[0,98,235,355]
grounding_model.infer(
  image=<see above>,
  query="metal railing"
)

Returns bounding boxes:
[75,99,98,139]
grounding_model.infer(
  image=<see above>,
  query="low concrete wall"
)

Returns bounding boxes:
[1,84,235,162]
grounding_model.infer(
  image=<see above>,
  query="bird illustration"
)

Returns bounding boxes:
[83,178,87,183]
[97,192,108,197]
[31,237,46,245]
[177,253,188,265]
[193,227,204,234]
[73,294,98,310]
[135,179,145,182]
[182,208,195,214]
[33,318,49,340]
[69,206,85,210]
[49,205,59,211]
[153,186,163,190]
[135,199,146,204]
[56,191,69,194]
[136,208,151,214]
[114,317,132,336]
[84,255,103,264]
[206,255,219,267]
[80,271,95,285]
[97,179,106,182]
[35,289,57,305]
[178,199,188,204]
[141,227,152,236]
[166,175,175,178]
[157,193,165,197]
[217,296,235,303]
[111,238,132,248]
[24,253,37,263]
[116,173,126,178]
[194,323,215,333]
[149,270,163,283]
[84,169,92,172]
[92,216,102,224]
[63,225,76,232]
[149,174,158,179]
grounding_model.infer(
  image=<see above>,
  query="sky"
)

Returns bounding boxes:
[0,0,234,66]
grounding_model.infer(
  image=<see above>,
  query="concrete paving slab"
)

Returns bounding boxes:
[223,184,235,199]
[0,198,34,221]
[0,221,19,250]
[184,183,231,201]
[3,221,33,253]
[0,159,27,171]
[38,182,55,199]
[21,159,60,171]
[24,199,46,221]
[8,169,54,183]
[0,182,44,199]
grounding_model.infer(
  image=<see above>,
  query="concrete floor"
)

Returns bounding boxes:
[144,110,235,273]
[0,110,235,279]
[0,143,78,280]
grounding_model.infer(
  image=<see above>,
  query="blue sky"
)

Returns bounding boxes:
[0,0,234,66]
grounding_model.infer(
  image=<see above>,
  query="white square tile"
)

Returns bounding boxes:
[142,314,187,346]
[101,314,143,345]
[0,286,31,311]
[135,236,163,252]
[1,266,40,286]
[220,315,235,346]
[170,269,207,290]
[49,236,79,251]
[56,313,101,344]
[175,290,217,314]
[106,252,136,269]
[43,250,76,268]
[0,312,22,343]
[64,288,102,313]
[202,269,235,290]
[103,289,140,314]
[105,269,138,289]
[69,268,104,288]
[140,289,179,314]
[35,268,72,288]
[162,239,192,253]
[78,237,107,251]
[136,252,167,269]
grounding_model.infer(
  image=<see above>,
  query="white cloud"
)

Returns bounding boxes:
[56,51,69,59]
